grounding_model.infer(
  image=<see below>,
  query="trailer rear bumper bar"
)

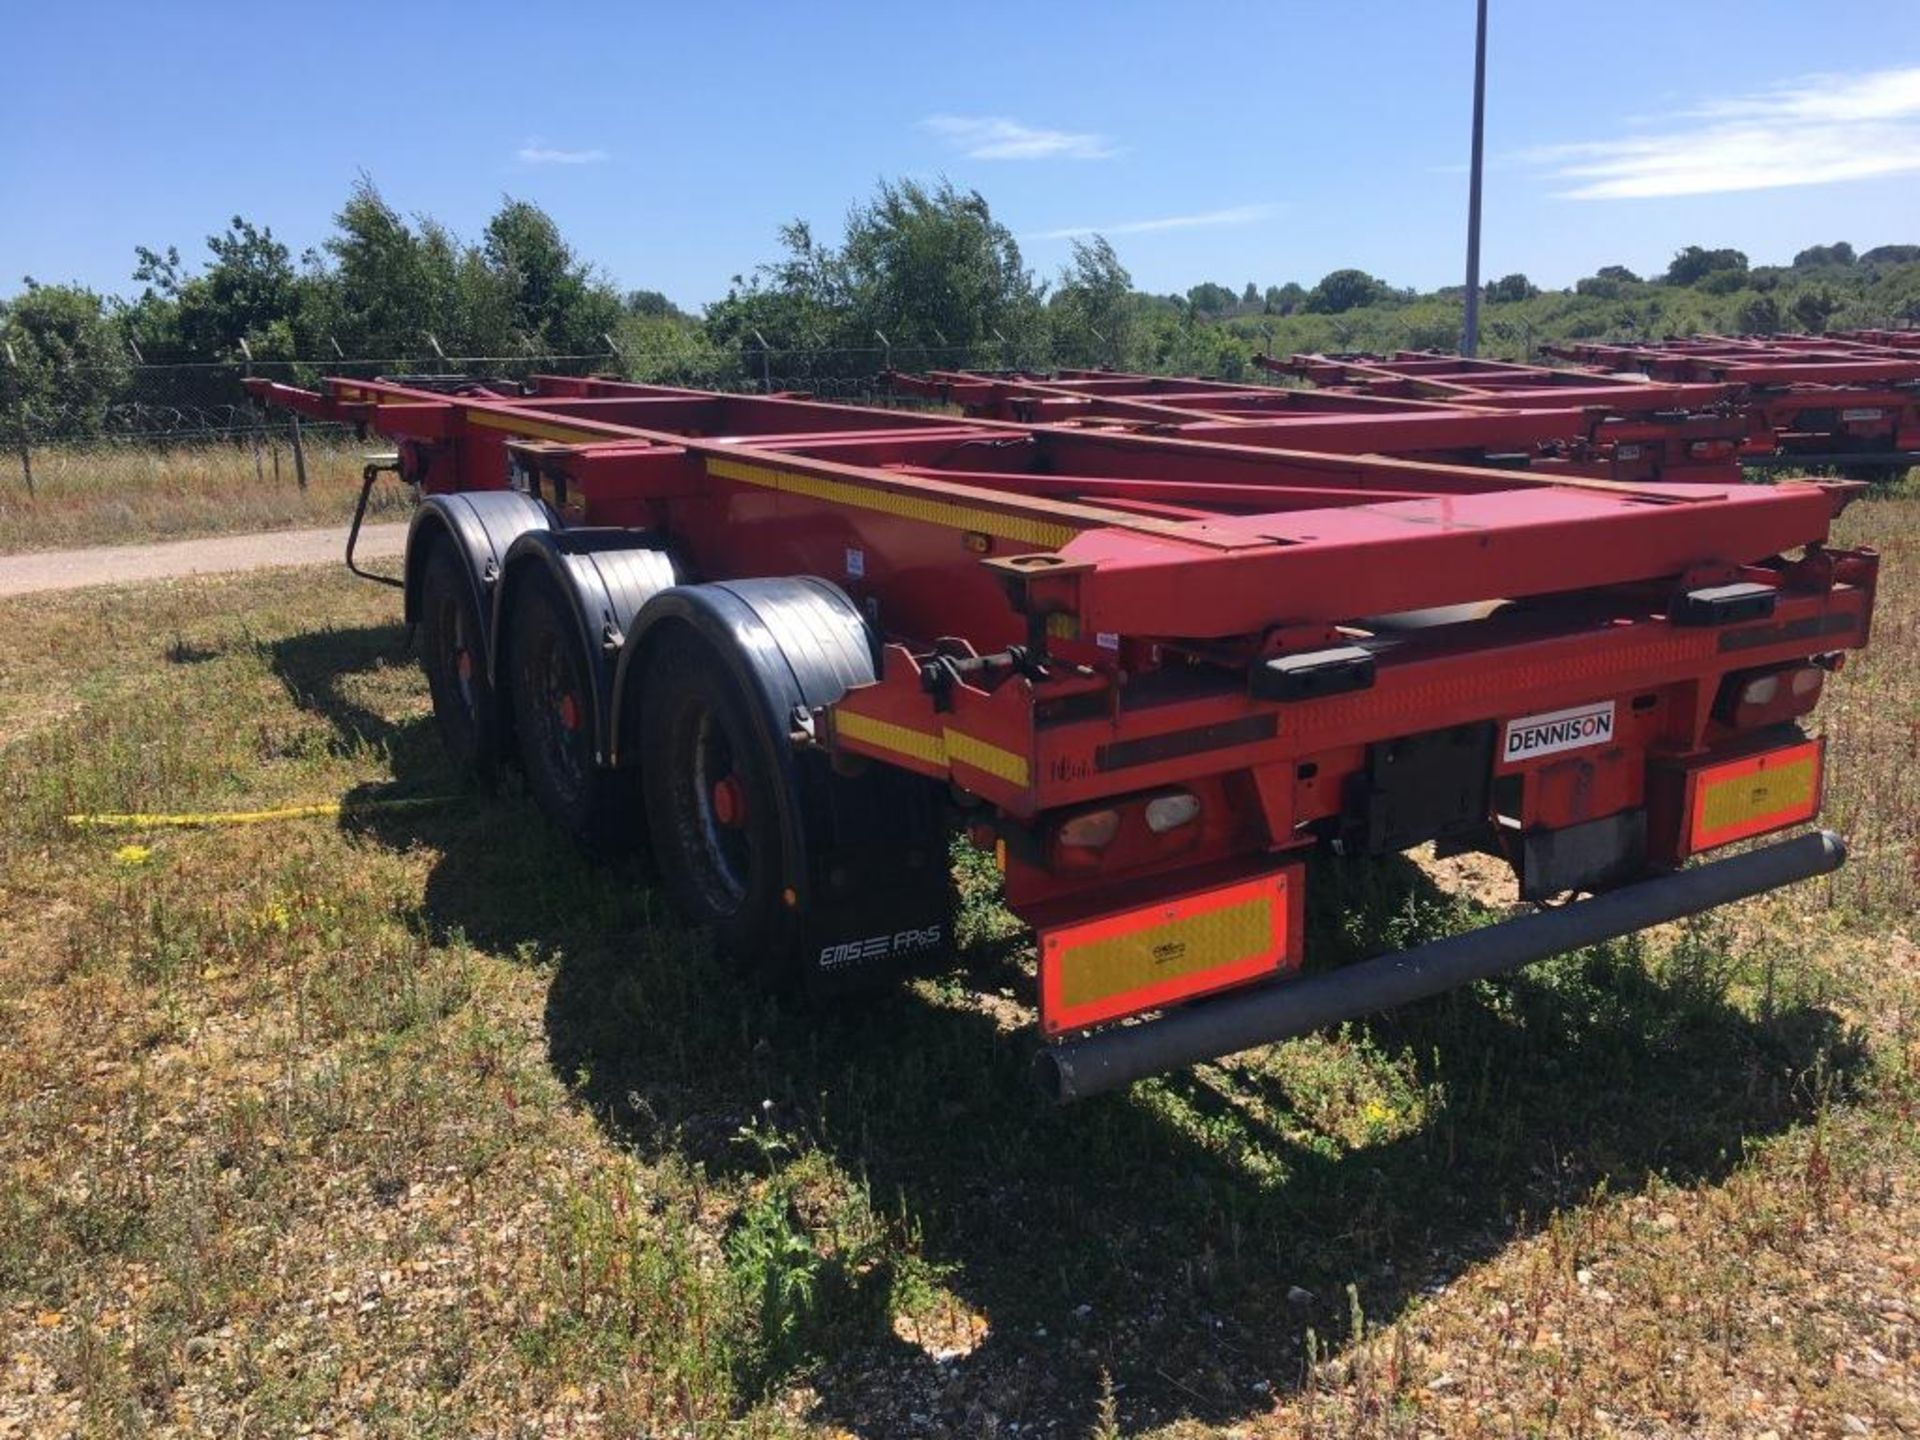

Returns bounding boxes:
[1036,828,1847,1103]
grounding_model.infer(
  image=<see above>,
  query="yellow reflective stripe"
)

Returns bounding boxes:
[944,729,1030,787]
[835,712,946,768]
[709,457,1079,550]
[834,711,1031,789]
[465,409,610,445]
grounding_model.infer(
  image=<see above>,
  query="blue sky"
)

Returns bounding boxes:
[3,1,1918,311]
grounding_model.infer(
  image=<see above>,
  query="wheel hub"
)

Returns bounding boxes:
[710,773,747,828]
[556,691,580,733]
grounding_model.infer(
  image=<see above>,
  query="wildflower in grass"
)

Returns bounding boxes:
[113,843,152,867]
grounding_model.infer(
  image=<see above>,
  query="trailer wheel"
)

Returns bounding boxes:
[639,627,797,975]
[508,576,637,848]
[420,540,499,774]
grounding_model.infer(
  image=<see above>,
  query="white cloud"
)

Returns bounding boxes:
[1531,65,1920,199]
[922,114,1116,161]
[1028,204,1280,241]
[516,140,610,166]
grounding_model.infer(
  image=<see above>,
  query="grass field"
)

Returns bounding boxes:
[0,438,408,554]
[0,490,1914,1437]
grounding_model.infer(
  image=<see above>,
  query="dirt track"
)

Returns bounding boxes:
[0,523,408,598]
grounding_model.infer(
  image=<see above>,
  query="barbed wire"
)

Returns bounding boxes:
[51,309,1913,448]
[9,301,1918,467]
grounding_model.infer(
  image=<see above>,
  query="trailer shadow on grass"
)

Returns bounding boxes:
[275,627,1871,1436]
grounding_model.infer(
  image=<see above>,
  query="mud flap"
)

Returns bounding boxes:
[795,757,953,996]
[799,871,953,996]
[1519,810,1647,901]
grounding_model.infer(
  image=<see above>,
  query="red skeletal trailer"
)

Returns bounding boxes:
[1256,339,1920,472]
[890,363,1751,484]
[1538,334,1920,468]
[247,365,1876,1100]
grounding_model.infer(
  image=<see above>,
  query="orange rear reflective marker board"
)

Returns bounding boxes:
[1039,868,1300,1035]
[1688,738,1823,852]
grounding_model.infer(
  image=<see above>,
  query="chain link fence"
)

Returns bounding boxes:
[0,339,1285,497]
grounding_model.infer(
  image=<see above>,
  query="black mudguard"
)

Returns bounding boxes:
[402,491,553,649]
[492,528,681,767]
[620,578,951,991]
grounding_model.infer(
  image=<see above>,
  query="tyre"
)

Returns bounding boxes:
[639,626,800,978]
[419,540,499,774]
[508,576,638,849]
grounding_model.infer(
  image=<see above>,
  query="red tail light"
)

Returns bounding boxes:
[1052,808,1122,872]
[1714,662,1824,730]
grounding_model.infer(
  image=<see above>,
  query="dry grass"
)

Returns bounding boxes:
[0,491,1913,1438]
[0,437,411,554]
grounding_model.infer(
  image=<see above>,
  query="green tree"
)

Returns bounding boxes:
[840,179,1041,354]
[0,282,131,438]
[614,306,729,385]
[320,177,451,356]
[1049,237,1135,366]
[1575,265,1642,300]
[624,289,685,319]
[1485,273,1538,303]
[1305,269,1390,314]
[1737,293,1782,333]
[314,176,515,358]
[1263,282,1306,315]
[1791,241,1855,268]
[1790,286,1842,333]
[127,216,309,359]
[706,178,1045,375]
[1664,246,1749,286]
[1186,282,1237,316]
[702,222,851,367]
[197,218,299,351]
[482,199,622,354]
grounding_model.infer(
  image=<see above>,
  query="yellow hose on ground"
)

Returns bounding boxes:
[65,796,448,830]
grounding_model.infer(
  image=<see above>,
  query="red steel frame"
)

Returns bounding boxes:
[916,334,1920,468]
[889,364,1751,484]
[1254,334,1918,464]
[1539,334,1920,462]
[246,367,1879,1034]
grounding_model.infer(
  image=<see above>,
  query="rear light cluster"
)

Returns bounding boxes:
[1052,790,1203,873]
[1057,809,1121,851]
[1145,792,1203,833]
[1687,439,1738,461]
[1714,659,1830,731]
